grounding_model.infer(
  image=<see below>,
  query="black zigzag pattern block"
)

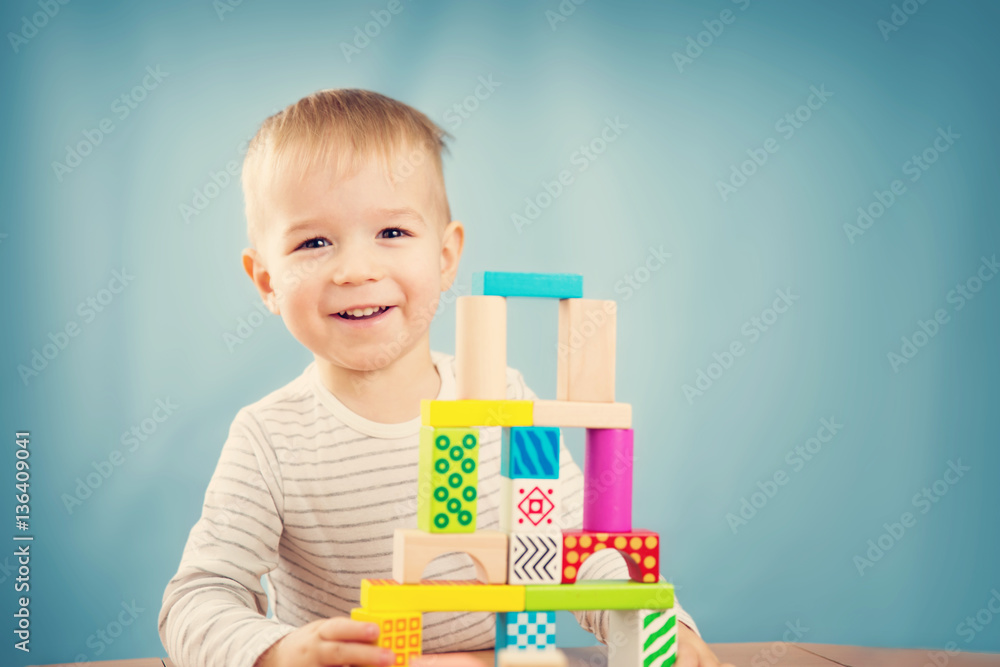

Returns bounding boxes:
[510,534,560,583]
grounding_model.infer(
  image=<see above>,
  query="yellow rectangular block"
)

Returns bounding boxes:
[421,400,533,427]
[532,400,631,429]
[350,608,422,667]
[557,299,616,402]
[360,579,526,612]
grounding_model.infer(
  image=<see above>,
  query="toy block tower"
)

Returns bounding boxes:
[352,271,676,667]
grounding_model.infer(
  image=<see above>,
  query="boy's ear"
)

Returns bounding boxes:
[242,248,281,315]
[440,220,465,292]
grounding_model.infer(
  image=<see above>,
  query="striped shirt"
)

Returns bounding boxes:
[158,352,696,667]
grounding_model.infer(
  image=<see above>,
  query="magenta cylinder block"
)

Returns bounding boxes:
[583,428,633,532]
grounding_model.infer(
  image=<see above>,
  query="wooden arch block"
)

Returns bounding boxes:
[392,529,508,584]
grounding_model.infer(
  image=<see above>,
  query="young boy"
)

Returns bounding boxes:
[158,89,728,667]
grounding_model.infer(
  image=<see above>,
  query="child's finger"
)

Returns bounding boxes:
[316,617,381,642]
[317,639,396,667]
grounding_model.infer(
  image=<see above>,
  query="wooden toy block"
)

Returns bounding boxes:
[417,427,480,533]
[472,271,583,299]
[392,528,507,584]
[456,296,507,400]
[561,530,659,584]
[508,533,562,585]
[495,611,557,650]
[583,429,633,532]
[360,579,525,612]
[497,648,568,667]
[350,608,422,667]
[557,299,617,402]
[421,400,533,427]
[523,581,674,611]
[501,477,561,533]
[532,400,631,429]
[609,608,678,667]
[501,427,560,479]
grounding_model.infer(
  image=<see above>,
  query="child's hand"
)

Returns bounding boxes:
[255,617,396,667]
[677,622,734,667]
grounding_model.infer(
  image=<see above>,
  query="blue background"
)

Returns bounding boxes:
[2,0,998,664]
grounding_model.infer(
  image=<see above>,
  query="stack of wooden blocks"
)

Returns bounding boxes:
[351,272,677,667]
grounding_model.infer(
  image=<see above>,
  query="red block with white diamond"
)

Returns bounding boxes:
[500,477,561,533]
[561,530,660,584]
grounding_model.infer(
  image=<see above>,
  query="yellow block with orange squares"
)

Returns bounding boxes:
[350,608,422,667]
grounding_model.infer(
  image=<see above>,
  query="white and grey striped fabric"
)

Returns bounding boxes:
[158,352,696,667]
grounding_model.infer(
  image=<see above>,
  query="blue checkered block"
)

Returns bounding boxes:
[495,611,557,650]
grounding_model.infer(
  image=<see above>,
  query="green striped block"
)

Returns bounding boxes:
[608,608,677,667]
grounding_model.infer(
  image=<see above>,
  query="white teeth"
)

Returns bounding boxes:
[339,306,386,318]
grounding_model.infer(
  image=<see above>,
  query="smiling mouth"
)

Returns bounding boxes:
[335,306,391,320]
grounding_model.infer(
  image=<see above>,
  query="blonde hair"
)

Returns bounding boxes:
[241,89,451,246]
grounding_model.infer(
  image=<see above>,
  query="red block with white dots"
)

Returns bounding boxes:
[560,530,660,584]
[500,477,561,533]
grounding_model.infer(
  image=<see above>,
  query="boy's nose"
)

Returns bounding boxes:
[330,246,386,285]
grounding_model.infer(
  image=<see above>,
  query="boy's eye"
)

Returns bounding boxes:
[296,237,331,250]
[379,227,410,240]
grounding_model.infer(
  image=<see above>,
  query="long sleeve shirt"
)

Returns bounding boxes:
[159,351,697,667]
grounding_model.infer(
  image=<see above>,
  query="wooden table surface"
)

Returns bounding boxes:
[31,643,1000,666]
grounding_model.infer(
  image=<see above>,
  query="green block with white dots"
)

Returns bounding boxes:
[418,426,480,533]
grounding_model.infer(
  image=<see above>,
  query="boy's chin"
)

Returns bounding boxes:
[318,348,404,375]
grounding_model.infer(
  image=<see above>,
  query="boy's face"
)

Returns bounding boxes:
[242,149,463,375]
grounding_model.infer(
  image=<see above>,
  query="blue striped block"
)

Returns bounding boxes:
[501,427,560,479]
[472,272,583,299]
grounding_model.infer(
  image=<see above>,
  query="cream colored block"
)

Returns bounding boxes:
[497,648,568,667]
[532,400,631,429]
[456,296,507,400]
[392,529,508,584]
[557,299,616,402]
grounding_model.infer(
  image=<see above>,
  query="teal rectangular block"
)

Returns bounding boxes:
[501,427,560,479]
[472,272,583,299]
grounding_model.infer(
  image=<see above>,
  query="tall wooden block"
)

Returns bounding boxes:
[392,529,507,584]
[473,272,583,299]
[360,579,525,612]
[609,608,678,667]
[501,477,561,533]
[350,608,422,667]
[456,296,507,400]
[495,611,557,650]
[557,299,616,402]
[532,401,631,429]
[583,428,633,532]
[418,426,479,533]
[497,648,568,667]
[508,533,562,585]
[561,530,659,584]
[501,427,560,479]
[421,400,533,427]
